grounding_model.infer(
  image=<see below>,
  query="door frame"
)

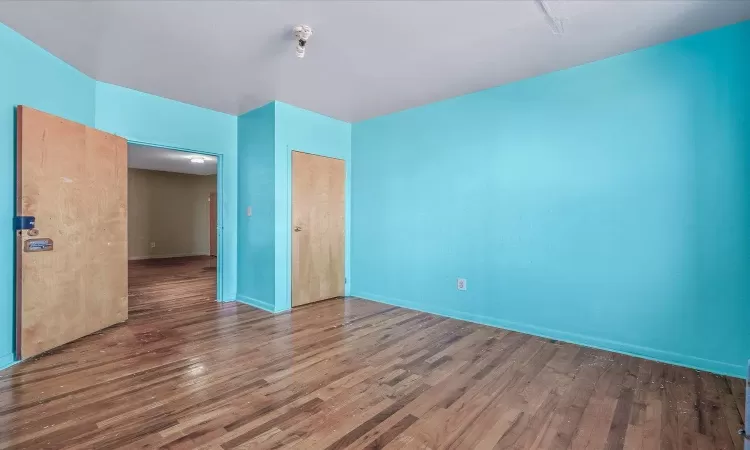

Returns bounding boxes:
[209,192,218,257]
[126,140,226,302]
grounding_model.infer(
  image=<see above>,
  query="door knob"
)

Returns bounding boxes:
[294,226,302,232]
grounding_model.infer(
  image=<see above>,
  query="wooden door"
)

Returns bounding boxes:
[16,106,128,359]
[209,192,217,256]
[291,151,345,307]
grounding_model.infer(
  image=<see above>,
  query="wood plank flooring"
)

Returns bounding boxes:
[0,257,745,449]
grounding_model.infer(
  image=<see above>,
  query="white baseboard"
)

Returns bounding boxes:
[128,253,212,260]
[236,295,275,313]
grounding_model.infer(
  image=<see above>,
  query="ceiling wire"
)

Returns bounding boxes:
[536,0,565,36]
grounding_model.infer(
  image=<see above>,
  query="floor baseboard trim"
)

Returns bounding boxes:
[352,291,744,379]
[219,291,237,304]
[128,253,211,261]
[0,353,17,372]
[236,295,275,313]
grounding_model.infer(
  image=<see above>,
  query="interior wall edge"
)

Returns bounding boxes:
[236,101,277,310]
[351,291,745,379]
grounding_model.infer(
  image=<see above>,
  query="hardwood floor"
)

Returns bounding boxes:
[0,257,745,449]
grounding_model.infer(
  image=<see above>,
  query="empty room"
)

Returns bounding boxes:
[128,145,219,316]
[0,1,748,449]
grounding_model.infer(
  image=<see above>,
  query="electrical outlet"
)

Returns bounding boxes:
[150,242,156,248]
[457,278,467,291]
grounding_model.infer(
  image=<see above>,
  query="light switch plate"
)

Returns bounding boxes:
[457,278,467,291]
[246,206,252,217]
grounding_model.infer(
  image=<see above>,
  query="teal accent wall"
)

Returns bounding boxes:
[235,101,351,312]
[351,21,750,378]
[94,82,238,301]
[0,23,96,368]
[236,102,276,312]
[274,102,352,311]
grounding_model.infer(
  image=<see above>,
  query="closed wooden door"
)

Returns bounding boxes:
[292,151,345,307]
[16,106,128,359]
[209,192,217,256]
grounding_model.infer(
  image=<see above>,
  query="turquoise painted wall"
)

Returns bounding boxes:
[351,21,750,378]
[0,23,96,367]
[94,82,238,301]
[236,102,276,311]
[274,102,352,311]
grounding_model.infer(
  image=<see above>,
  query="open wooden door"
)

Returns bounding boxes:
[291,151,345,307]
[16,106,128,359]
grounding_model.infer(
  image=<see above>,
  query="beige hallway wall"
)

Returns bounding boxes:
[128,168,217,259]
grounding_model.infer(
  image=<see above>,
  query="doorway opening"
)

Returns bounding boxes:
[127,144,219,313]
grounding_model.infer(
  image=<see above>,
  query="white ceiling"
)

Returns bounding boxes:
[128,144,217,176]
[1,1,749,122]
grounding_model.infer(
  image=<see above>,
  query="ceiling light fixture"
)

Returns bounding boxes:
[294,24,313,58]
